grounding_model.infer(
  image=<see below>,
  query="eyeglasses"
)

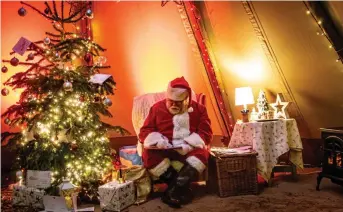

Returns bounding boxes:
[166,99,184,106]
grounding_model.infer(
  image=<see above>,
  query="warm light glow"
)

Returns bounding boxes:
[306,10,310,15]
[128,22,190,94]
[223,57,264,81]
[235,87,255,107]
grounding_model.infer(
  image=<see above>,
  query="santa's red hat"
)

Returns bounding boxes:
[166,76,193,112]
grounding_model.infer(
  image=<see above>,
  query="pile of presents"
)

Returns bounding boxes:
[9,146,148,212]
[10,145,257,211]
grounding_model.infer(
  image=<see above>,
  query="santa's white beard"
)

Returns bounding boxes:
[167,100,189,115]
[168,107,180,115]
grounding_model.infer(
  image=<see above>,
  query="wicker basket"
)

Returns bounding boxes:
[209,150,258,197]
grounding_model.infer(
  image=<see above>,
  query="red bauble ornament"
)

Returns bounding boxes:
[10,57,19,66]
[34,133,40,140]
[79,95,86,102]
[27,53,35,60]
[84,53,92,63]
[70,142,78,151]
[2,66,8,73]
[18,7,27,16]
[66,53,71,60]
[1,88,9,96]
[44,8,50,15]
[94,96,101,102]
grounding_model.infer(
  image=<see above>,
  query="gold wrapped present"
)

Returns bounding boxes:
[122,166,151,204]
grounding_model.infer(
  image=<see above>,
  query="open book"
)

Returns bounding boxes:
[145,145,182,150]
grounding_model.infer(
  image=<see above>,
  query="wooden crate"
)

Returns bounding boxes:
[209,151,258,197]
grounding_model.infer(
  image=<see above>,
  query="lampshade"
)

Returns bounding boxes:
[235,87,255,106]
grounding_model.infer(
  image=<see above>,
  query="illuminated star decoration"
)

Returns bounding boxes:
[161,0,183,7]
[270,93,290,119]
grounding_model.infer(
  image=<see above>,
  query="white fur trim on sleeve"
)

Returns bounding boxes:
[186,156,206,173]
[148,158,171,177]
[143,132,167,147]
[187,107,193,113]
[184,132,205,149]
[137,141,143,157]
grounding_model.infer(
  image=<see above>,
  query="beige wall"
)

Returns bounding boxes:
[203,1,343,138]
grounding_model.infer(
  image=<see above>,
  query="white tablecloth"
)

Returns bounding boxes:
[228,119,304,181]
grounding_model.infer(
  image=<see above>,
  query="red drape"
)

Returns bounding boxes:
[177,1,235,140]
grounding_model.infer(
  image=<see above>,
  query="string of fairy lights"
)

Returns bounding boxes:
[182,1,235,136]
[304,3,343,64]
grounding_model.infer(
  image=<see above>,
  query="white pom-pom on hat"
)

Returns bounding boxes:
[188,107,194,113]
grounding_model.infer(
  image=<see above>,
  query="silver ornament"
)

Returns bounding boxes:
[86,9,93,17]
[103,97,112,107]
[55,52,60,58]
[44,37,51,45]
[4,118,11,125]
[63,81,73,91]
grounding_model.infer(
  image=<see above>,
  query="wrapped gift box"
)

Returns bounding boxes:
[12,185,45,209]
[98,181,135,211]
[119,145,143,167]
[122,166,151,204]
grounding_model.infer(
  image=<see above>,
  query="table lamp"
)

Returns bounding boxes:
[235,87,255,122]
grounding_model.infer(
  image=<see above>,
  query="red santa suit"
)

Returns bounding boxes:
[138,77,213,178]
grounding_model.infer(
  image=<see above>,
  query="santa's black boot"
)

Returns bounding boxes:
[159,166,178,185]
[175,164,198,205]
[161,164,198,207]
[160,167,182,208]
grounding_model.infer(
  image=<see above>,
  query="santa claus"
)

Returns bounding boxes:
[139,76,213,208]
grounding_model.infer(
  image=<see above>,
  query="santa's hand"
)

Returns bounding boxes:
[175,144,194,155]
[184,133,206,149]
[144,132,170,148]
[156,138,172,149]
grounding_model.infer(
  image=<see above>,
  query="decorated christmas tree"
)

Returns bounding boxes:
[256,89,270,119]
[1,1,128,198]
